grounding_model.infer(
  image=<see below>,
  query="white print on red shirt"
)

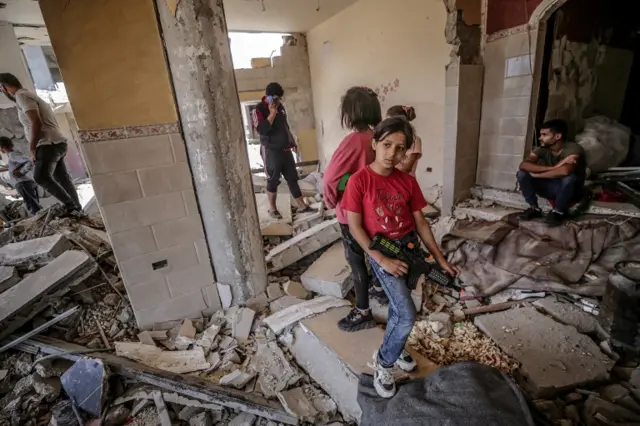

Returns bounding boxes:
[374,189,406,236]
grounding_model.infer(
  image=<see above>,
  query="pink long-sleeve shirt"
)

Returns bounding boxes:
[323,130,375,224]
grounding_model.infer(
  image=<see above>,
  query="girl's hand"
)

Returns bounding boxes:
[438,260,460,277]
[379,256,408,277]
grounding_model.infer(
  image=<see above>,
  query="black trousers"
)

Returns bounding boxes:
[15,181,41,215]
[340,223,379,311]
[263,148,302,199]
[33,143,81,210]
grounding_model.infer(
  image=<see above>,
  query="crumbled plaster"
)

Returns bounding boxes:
[444,0,481,65]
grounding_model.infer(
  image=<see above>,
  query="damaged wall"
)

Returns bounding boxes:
[40,0,221,329]
[234,34,318,164]
[307,0,449,203]
[486,0,543,35]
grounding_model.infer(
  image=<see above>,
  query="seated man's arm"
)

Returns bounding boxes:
[530,154,579,179]
[519,151,552,173]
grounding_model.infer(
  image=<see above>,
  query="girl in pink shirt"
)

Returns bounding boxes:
[387,105,422,176]
[323,86,385,332]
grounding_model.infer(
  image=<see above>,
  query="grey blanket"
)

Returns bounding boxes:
[442,215,640,296]
[357,362,538,426]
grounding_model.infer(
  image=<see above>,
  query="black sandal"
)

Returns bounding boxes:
[268,210,283,219]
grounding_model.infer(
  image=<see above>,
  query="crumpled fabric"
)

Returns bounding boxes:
[442,215,640,297]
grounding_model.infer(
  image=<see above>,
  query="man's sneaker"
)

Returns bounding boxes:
[395,349,417,372]
[337,308,375,332]
[519,207,542,220]
[372,351,396,398]
[545,211,566,227]
[60,208,88,220]
[369,285,388,303]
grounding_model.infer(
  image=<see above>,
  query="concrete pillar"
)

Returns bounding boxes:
[22,45,55,90]
[155,0,267,302]
[0,22,35,109]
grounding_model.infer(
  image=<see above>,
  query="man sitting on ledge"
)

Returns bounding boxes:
[517,119,586,227]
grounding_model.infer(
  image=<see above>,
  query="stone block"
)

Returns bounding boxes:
[0,234,71,266]
[217,283,232,309]
[101,191,187,234]
[293,210,324,234]
[300,242,352,298]
[110,226,158,259]
[134,287,210,329]
[127,277,172,311]
[0,266,19,293]
[270,295,304,314]
[137,162,193,197]
[119,242,199,286]
[82,135,174,175]
[533,297,598,334]
[0,251,93,325]
[474,307,613,398]
[263,296,350,335]
[91,170,143,205]
[166,264,214,298]
[256,341,301,398]
[231,307,255,343]
[287,307,437,422]
[267,283,284,301]
[152,216,205,250]
[284,280,309,299]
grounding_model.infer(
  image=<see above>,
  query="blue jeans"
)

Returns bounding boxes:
[369,256,417,368]
[516,170,583,214]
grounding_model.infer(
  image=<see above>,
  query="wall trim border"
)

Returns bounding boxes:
[78,122,180,143]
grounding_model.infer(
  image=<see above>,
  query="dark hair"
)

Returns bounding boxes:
[373,116,415,150]
[0,137,13,150]
[0,73,22,89]
[541,119,568,140]
[340,86,382,132]
[265,82,284,97]
[387,105,416,121]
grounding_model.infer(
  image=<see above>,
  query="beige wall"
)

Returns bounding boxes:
[40,0,177,129]
[40,0,220,329]
[234,41,318,163]
[477,31,536,190]
[307,0,449,194]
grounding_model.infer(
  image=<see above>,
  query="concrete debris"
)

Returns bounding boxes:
[228,412,257,426]
[452,309,465,322]
[293,209,324,234]
[265,218,341,272]
[13,374,34,396]
[0,234,71,266]
[105,405,131,426]
[138,331,158,346]
[219,370,256,389]
[196,323,221,352]
[533,296,599,335]
[32,375,61,402]
[266,283,285,301]
[256,341,301,398]
[300,242,352,298]
[283,280,310,299]
[174,319,197,350]
[0,369,6,381]
[151,390,172,426]
[263,295,350,335]
[270,295,304,314]
[102,292,119,306]
[474,307,614,398]
[115,342,211,374]
[277,387,319,423]
[246,293,269,312]
[231,307,256,343]
[217,283,233,309]
[583,395,640,423]
[427,312,453,338]
[206,352,222,372]
[49,400,79,426]
[178,405,204,421]
[60,359,109,416]
[256,193,293,236]
[0,265,19,293]
[189,411,213,426]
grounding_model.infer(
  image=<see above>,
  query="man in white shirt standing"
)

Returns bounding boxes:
[0,136,41,215]
[0,73,83,217]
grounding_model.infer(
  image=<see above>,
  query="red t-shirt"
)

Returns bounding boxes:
[342,166,427,239]
[322,130,375,224]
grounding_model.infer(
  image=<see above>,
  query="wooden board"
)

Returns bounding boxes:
[256,194,293,236]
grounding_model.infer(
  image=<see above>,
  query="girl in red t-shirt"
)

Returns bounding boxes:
[342,116,458,399]
[386,105,422,176]
[323,86,386,333]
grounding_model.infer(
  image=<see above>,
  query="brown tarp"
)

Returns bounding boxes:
[443,215,640,297]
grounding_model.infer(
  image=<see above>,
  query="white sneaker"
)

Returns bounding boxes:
[372,351,396,398]
[395,349,417,372]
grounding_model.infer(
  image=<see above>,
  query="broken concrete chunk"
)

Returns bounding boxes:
[219,370,256,389]
[173,319,197,350]
[231,307,256,343]
[246,293,269,312]
[13,374,35,397]
[452,309,465,322]
[583,395,640,423]
[61,359,109,417]
[474,307,614,398]
[277,387,319,423]
[266,219,342,272]
[178,405,204,422]
[533,296,598,334]
[0,234,71,266]
[0,266,19,293]
[49,400,78,426]
[151,390,172,426]
[257,193,293,236]
[293,209,324,234]
[228,412,256,426]
[217,283,233,309]
[189,411,213,426]
[207,352,221,371]
[284,280,310,299]
[301,242,352,298]
[196,323,221,351]
[138,331,157,346]
[34,358,72,378]
[256,341,301,398]
[33,375,61,402]
[270,295,304,314]
[263,296,351,335]
[115,342,211,374]
[428,312,453,337]
[104,405,131,426]
[267,283,285,301]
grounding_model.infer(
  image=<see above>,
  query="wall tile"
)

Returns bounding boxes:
[182,190,199,216]
[501,96,532,118]
[166,264,215,298]
[152,215,205,250]
[127,276,172,311]
[91,170,143,205]
[499,117,528,137]
[119,242,200,286]
[134,289,209,330]
[110,226,157,259]
[101,191,187,234]
[503,75,533,98]
[138,162,193,197]
[82,135,174,175]
[169,133,187,163]
[194,238,209,264]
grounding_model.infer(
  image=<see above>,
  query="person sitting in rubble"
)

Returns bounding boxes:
[0,137,41,215]
[342,116,458,398]
[323,86,387,333]
[386,105,422,176]
[517,119,586,227]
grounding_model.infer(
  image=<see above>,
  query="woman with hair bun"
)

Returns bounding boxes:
[386,105,422,175]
